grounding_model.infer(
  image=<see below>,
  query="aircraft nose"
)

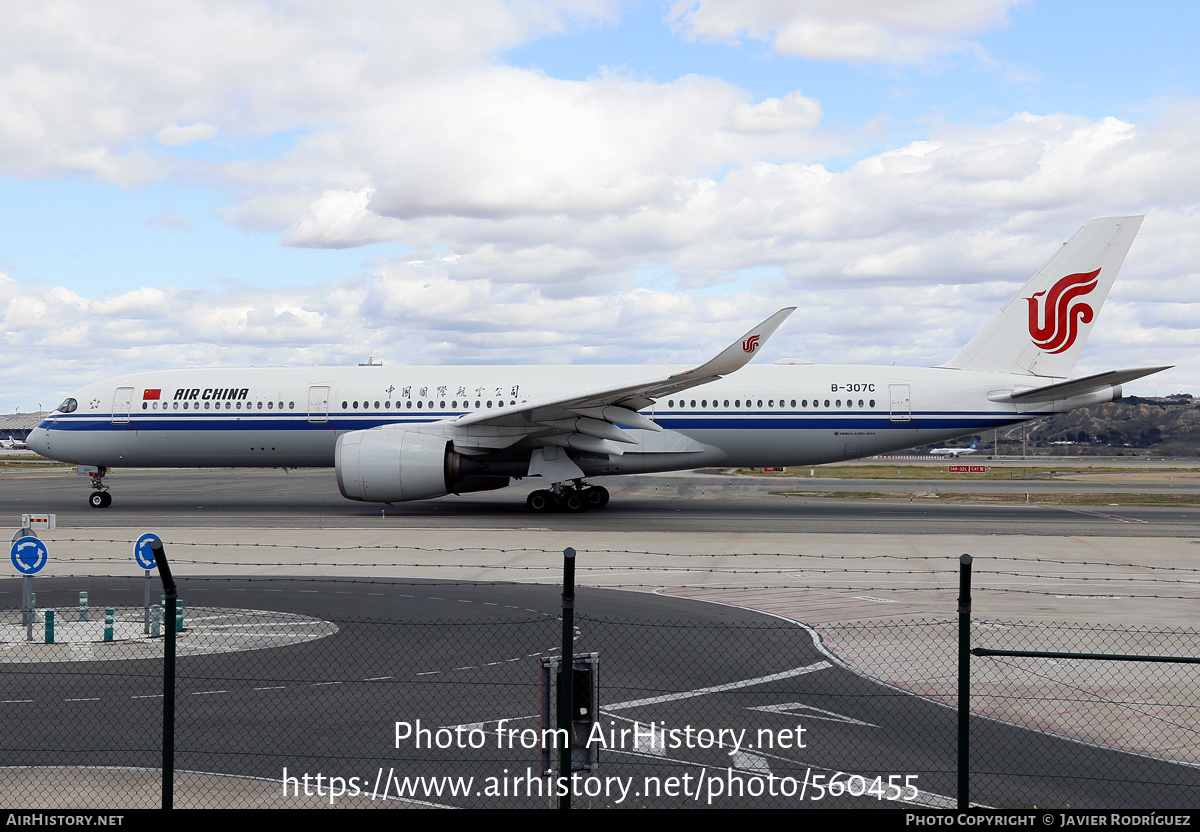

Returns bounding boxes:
[26,426,50,455]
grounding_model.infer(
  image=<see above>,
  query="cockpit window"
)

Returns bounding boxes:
[56,398,78,413]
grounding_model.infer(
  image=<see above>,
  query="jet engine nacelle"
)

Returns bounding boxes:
[335,428,495,503]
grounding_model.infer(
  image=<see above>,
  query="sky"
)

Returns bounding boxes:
[2,0,1197,413]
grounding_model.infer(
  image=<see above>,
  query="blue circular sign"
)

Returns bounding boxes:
[134,533,161,570]
[11,536,48,575]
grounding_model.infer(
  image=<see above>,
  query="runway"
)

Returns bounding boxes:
[4,466,1200,536]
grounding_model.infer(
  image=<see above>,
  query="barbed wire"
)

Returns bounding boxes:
[30,537,1199,568]
[9,573,1200,601]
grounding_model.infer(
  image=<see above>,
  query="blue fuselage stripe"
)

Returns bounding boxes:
[40,411,1026,433]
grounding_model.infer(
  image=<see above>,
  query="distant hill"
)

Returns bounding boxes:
[923,396,1200,457]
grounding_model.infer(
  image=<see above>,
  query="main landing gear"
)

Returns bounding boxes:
[85,467,112,509]
[525,482,610,513]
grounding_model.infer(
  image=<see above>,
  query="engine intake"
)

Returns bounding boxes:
[335,429,489,503]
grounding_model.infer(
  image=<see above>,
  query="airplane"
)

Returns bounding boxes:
[930,439,978,458]
[0,437,27,451]
[27,215,1170,512]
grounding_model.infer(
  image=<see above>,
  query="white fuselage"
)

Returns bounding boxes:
[28,363,1066,478]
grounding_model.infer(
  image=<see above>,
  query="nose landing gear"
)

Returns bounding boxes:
[81,466,112,508]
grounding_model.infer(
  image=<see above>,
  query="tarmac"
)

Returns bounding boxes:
[4,464,1200,808]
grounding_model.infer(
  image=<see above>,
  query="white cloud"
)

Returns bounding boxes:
[280,188,405,248]
[667,0,1022,64]
[0,1,621,181]
[153,122,217,146]
[255,69,837,249]
[729,91,822,133]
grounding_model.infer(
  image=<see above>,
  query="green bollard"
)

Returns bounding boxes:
[79,591,88,621]
[45,610,55,644]
[175,601,184,632]
[151,605,161,638]
[104,609,114,643]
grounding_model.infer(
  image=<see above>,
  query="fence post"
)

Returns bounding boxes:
[152,540,178,810]
[559,547,576,810]
[958,553,973,810]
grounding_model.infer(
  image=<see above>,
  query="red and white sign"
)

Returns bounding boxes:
[948,465,987,473]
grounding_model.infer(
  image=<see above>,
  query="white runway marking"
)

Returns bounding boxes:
[606,661,831,711]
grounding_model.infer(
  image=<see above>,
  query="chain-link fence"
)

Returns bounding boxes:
[3,580,1199,809]
[968,621,1200,808]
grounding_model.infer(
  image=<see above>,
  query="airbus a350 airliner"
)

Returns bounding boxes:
[29,216,1169,512]
[929,440,979,458]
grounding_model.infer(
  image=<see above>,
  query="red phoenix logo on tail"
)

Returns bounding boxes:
[742,334,761,353]
[1026,269,1100,354]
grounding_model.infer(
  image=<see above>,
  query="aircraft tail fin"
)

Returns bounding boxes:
[940,216,1143,377]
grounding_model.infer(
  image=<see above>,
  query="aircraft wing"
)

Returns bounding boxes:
[439,308,795,456]
[990,366,1172,403]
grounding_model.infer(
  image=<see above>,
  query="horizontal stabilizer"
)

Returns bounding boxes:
[989,366,1172,403]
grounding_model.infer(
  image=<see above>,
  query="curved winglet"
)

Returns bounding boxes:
[673,307,796,381]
